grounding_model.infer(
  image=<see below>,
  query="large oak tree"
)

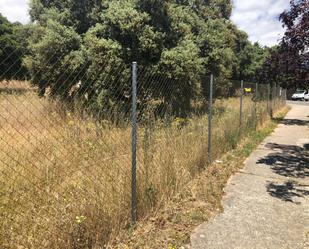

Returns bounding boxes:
[21,0,270,115]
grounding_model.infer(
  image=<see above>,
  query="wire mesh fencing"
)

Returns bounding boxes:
[0,56,287,248]
[1,59,134,248]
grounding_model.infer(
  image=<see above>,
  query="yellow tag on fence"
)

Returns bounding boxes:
[244,88,252,93]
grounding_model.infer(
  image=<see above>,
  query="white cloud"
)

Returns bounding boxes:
[231,0,290,47]
[0,0,30,24]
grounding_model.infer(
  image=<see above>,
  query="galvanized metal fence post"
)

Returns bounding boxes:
[131,62,137,224]
[274,83,277,112]
[254,82,258,121]
[239,80,244,132]
[270,83,273,118]
[208,74,214,164]
[255,83,259,101]
[267,83,270,117]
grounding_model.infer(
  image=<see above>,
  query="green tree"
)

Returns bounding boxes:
[24,19,82,96]
[0,14,28,80]
[261,0,309,89]
[26,0,266,116]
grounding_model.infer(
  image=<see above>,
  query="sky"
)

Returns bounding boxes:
[0,0,30,25]
[0,0,290,47]
[231,0,290,47]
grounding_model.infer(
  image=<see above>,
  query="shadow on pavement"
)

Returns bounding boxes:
[272,118,309,126]
[257,143,309,178]
[257,143,309,203]
[266,181,309,204]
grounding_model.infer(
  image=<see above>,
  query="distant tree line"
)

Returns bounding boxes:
[1,0,294,116]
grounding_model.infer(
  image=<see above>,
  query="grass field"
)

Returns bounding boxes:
[0,81,284,248]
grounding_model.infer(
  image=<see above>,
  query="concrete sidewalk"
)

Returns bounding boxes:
[191,103,309,249]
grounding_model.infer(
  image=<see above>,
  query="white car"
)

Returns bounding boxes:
[305,91,309,101]
[291,89,308,101]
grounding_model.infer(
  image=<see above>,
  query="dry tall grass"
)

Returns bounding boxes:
[0,81,285,248]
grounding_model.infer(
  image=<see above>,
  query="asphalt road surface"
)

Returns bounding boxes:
[287,100,309,106]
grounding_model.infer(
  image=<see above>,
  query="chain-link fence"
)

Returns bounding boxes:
[1,56,286,247]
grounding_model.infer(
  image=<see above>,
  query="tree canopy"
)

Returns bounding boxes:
[0,14,28,80]
[261,0,309,89]
[1,0,271,116]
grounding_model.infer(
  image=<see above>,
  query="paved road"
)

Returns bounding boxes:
[287,100,309,106]
[191,103,309,249]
